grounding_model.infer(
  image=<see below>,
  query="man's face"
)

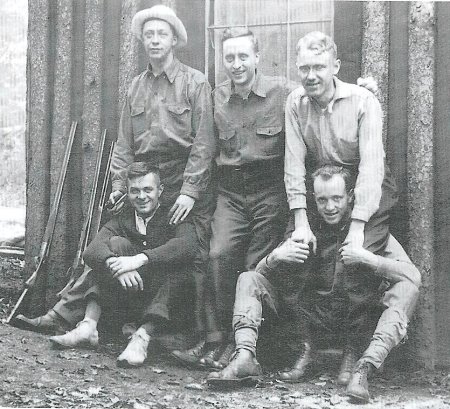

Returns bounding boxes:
[127,173,163,218]
[222,36,259,88]
[142,19,177,63]
[296,48,340,100]
[313,174,352,225]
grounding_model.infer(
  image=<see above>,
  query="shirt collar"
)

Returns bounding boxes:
[134,203,160,232]
[224,71,267,102]
[308,76,352,113]
[146,57,180,83]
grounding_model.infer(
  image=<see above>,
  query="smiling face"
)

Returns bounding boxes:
[222,35,259,89]
[142,19,177,63]
[127,172,163,218]
[296,48,340,103]
[313,174,353,225]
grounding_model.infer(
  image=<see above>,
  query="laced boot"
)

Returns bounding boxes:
[171,340,206,367]
[278,341,315,383]
[337,346,358,385]
[346,361,375,403]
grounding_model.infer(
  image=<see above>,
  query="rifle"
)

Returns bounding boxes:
[7,121,77,323]
[56,130,112,298]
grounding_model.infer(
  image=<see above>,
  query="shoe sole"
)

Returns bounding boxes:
[49,338,98,350]
[207,375,261,389]
[276,367,319,384]
[170,352,202,369]
[346,391,370,404]
[116,358,145,368]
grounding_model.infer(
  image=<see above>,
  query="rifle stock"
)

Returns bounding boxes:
[7,122,77,324]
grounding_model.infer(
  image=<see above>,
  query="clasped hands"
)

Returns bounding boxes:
[105,254,148,291]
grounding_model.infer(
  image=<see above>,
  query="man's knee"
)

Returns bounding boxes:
[109,236,135,256]
[382,281,420,319]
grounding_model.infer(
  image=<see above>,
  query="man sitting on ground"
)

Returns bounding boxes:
[208,165,420,404]
[36,161,198,367]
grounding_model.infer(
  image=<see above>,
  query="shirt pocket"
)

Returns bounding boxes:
[218,129,238,155]
[166,104,192,138]
[131,105,147,136]
[256,125,283,155]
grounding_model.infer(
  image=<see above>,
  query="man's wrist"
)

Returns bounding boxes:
[266,251,278,269]
[136,253,149,267]
[350,219,365,232]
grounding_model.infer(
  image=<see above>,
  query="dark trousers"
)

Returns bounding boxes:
[209,171,289,339]
[54,236,192,332]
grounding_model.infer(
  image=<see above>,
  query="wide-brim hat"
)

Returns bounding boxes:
[131,5,187,48]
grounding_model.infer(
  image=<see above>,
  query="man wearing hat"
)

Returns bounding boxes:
[108,5,217,347]
[16,5,216,350]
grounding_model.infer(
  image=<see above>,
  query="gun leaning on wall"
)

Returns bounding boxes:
[6,122,78,324]
[56,131,114,298]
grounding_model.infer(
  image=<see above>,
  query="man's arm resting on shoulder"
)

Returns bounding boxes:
[340,235,421,287]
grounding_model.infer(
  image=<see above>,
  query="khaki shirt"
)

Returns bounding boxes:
[285,77,385,222]
[112,58,216,200]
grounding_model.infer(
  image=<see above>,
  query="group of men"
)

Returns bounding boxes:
[16,5,421,404]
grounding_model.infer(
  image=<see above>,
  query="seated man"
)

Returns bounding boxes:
[208,165,420,404]
[31,161,198,367]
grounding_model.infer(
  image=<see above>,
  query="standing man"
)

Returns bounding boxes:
[48,162,199,367]
[285,31,397,255]
[16,5,215,343]
[110,9,217,343]
[208,165,420,403]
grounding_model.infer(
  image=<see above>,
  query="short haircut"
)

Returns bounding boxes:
[296,31,337,59]
[221,27,259,53]
[126,161,160,182]
[312,165,354,193]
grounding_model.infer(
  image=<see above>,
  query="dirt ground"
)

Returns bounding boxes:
[1,256,449,409]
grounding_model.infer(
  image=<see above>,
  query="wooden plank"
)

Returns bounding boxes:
[25,0,53,314]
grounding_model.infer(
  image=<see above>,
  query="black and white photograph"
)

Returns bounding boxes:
[0,1,449,408]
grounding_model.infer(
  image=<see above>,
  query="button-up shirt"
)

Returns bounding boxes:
[213,73,297,167]
[135,205,160,236]
[111,58,216,201]
[285,77,385,222]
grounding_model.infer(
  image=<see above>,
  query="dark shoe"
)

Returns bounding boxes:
[337,346,358,385]
[346,361,375,403]
[198,342,223,369]
[15,310,70,334]
[171,340,206,368]
[207,350,262,389]
[213,342,236,370]
[277,341,315,383]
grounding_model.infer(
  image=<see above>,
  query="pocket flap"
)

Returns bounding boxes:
[256,125,282,136]
[131,106,145,116]
[219,129,236,140]
[167,104,191,115]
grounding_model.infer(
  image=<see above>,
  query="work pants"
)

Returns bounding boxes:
[53,236,192,332]
[209,167,288,340]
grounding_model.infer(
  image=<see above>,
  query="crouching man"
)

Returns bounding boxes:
[47,161,198,367]
[208,165,420,404]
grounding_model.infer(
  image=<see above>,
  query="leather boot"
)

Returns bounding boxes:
[15,310,70,334]
[207,349,262,388]
[171,340,206,367]
[278,341,315,383]
[337,346,358,385]
[346,361,375,403]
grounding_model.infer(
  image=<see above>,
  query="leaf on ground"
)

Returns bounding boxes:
[163,394,174,401]
[83,378,95,383]
[151,367,166,374]
[35,358,46,365]
[275,384,289,391]
[81,353,91,358]
[91,363,110,370]
[118,371,133,379]
[329,394,343,405]
[87,386,103,396]
[185,383,204,391]
[5,376,16,383]
[314,381,327,387]
[166,380,180,385]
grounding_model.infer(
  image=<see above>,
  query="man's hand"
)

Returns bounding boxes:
[106,254,148,277]
[116,270,144,291]
[343,220,365,249]
[340,244,378,268]
[291,225,317,254]
[268,238,310,268]
[107,190,126,215]
[169,194,195,225]
[357,76,378,94]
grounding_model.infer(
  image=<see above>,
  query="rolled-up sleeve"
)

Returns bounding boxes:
[284,90,308,210]
[351,93,384,222]
[181,79,216,199]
